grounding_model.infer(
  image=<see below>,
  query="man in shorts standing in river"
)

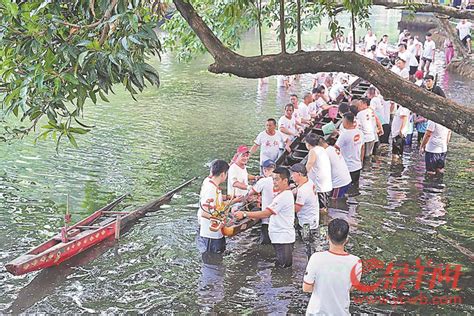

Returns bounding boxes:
[234,167,295,267]
[303,218,362,316]
[420,120,451,175]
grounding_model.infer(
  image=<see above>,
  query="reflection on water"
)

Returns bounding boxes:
[1,7,473,315]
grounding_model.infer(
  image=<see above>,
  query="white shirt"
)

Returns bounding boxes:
[298,102,312,123]
[370,96,388,125]
[456,21,472,40]
[278,115,297,143]
[295,179,319,229]
[252,176,274,224]
[398,32,406,43]
[391,65,409,80]
[267,190,295,244]
[199,177,224,239]
[227,163,248,197]
[254,131,284,165]
[329,82,345,101]
[422,40,436,59]
[425,121,450,153]
[304,251,362,316]
[391,106,411,137]
[364,34,377,50]
[335,128,364,172]
[308,146,333,193]
[325,146,352,188]
[407,43,419,67]
[356,108,376,142]
[376,41,388,58]
[398,50,410,69]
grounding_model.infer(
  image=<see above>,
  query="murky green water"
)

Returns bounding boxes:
[1,8,473,314]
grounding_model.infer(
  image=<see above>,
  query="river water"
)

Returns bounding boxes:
[0,8,473,315]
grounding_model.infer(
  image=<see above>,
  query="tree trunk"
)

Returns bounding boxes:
[351,9,356,52]
[257,0,263,56]
[173,0,474,141]
[371,0,474,20]
[297,0,302,52]
[280,0,286,53]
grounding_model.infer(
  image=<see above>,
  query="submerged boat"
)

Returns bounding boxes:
[222,78,371,237]
[5,177,196,276]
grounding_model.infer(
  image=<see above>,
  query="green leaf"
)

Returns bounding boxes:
[67,133,78,148]
[121,37,129,51]
[78,51,88,68]
[98,90,109,102]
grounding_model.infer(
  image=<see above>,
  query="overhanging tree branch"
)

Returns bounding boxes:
[172,0,474,141]
[372,0,474,20]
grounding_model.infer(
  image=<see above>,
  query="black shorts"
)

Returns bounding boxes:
[409,66,418,75]
[273,243,294,267]
[317,191,330,209]
[392,135,405,156]
[417,132,425,143]
[462,35,471,46]
[380,124,390,144]
[421,57,432,63]
[425,152,447,172]
[350,169,361,184]
[260,223,271,245]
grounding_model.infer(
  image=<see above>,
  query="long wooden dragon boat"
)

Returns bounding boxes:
[5,177,197,276]
[222,78,371,237]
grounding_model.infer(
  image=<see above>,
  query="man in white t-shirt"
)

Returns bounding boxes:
[397,43,410,70]
[319,138,352,199]
[290,163,320,258]
[391,105,410,159]
[305,133,333,211]
[367,87,391,145]
[356,98,382,159]
[335,113,365,185]
[376,34,389,63]
[235,167,295,267]
[250,118,287,174]
[299,93,314,126]
[407,36,420,78]
[228,145,256,197]
[244,159,276,244]
[420,121,451,175]
[456,19,472,53]
[197,160,230,254]
[279,103,301,144]
[311,86,331,115]
[364,29,377,51]
[391,57,409,80]
[398,29,408,44]
[420,32,436,74]
[303,218,362,316]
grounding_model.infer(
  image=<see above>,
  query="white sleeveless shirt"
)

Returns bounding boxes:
[308,146,333,193]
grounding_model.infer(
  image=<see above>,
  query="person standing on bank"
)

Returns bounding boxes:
[197,160,230,254]
[290,163,320,258]
[250,118,288,174]
[234,167,296,267]
[305,133,333,212]
[243,159,276,244]
[456,19,472,54]
[419,32,436,74]
[303,218,362,316]
[335,113,365,186]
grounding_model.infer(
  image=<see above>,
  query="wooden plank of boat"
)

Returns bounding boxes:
[5,177,197,276]
[223,78,369,237]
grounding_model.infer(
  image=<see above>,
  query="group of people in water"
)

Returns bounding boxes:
[196,27,455,315]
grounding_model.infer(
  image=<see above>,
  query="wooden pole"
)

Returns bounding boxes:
[279,0,286,53]
[115,214,121,240]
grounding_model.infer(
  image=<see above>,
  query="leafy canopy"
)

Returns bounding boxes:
[0,0,162,147]
[0,0,373,147]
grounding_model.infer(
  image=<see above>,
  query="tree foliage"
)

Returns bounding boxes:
[0,0,162,147]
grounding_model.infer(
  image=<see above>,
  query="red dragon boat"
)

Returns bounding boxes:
[5,177,196,276]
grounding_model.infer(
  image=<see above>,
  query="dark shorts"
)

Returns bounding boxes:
[317,191,330,209]
[260,223,271,245]
[298,224,319,259]
[421,57,432,63]
[415,55,420,63]
[197,235,226,254]
[350,169,361,184]
[425,152,447,172]
[417,132,425,143]
[409,66,418,75]
[462,35,472,46]
[331,183,351,199]
[405,133,413,146]
[273,243,294,267]
[392,135,405,156]
[380,124,390,144]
